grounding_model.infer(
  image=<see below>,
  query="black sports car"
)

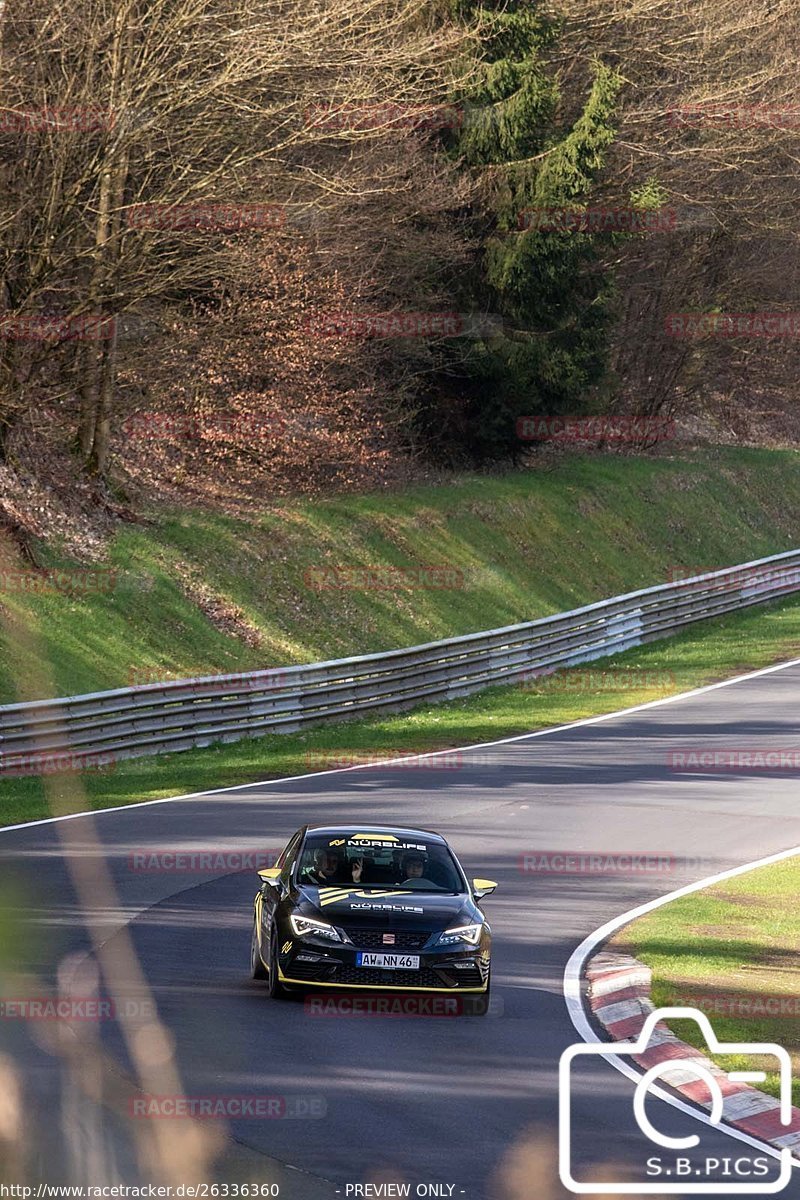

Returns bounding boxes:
[250,824,496,1005]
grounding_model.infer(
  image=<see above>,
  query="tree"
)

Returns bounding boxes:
[416,0,622,463]
[555,0,800,430]
[0,0,473,478]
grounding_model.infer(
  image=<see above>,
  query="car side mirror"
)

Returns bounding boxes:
[472,877,497,901]
[258,867,282,890]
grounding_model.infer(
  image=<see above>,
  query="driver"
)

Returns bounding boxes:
[399,851,436,888]
[309,848,342,883]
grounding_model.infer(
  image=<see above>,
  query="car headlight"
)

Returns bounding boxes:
[290,914,343,941]
[435,922,482,947]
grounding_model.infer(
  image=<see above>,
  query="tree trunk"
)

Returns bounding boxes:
[0,342,26,463]
[77,340,101,457]
[79,3,130,478]
[87,319,118,476]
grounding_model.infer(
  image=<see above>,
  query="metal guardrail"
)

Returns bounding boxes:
[2,549,800,774]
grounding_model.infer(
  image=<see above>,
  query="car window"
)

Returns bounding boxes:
[276,830,303,878]
[296,832,464,892]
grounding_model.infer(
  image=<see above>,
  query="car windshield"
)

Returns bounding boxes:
[296,832,464,893]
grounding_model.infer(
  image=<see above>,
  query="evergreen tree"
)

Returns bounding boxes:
[423,0,622,462]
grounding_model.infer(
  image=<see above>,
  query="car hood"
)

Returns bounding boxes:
[294,884,476,930]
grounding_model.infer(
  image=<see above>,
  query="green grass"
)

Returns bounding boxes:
[3,587,800,828]
[614,856,800,1104]
[2,446,799,704]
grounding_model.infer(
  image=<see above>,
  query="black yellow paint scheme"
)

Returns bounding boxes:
[250,824,496,1005]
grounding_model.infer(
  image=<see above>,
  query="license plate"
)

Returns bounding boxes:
[356,952,420,970]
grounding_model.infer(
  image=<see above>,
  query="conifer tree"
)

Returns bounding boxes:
[423,0,622,462]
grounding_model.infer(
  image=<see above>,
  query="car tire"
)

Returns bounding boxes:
[251,921,268,980]
[267,925,289,999]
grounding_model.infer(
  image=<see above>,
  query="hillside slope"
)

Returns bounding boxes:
[1,447,798,703]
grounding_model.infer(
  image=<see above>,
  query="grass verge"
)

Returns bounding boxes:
[2,446,800,703]
[3,589,800,829]
[613,854,800,1105]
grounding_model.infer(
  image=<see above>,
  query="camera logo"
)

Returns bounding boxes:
[559,1007,794,1193]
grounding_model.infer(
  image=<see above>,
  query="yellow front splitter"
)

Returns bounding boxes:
[279,969,487,994]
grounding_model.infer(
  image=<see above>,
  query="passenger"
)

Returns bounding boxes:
[350,856,364,883]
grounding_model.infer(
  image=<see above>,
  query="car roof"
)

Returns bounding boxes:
[305,824,446,844]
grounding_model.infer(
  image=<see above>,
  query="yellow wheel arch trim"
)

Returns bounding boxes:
[253,894,269,970]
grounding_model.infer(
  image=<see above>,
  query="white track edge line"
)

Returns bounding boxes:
[3,653,800,834]
[563,842,800,1165]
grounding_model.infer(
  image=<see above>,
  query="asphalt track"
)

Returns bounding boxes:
[4,660,800,1199]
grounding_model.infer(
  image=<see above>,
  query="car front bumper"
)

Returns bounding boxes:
[278,934,491,992]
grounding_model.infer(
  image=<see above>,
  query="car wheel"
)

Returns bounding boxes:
[267,925,289,999]
[251,921,268,980]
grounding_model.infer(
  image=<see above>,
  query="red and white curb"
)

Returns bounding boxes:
[586,951,800,1159]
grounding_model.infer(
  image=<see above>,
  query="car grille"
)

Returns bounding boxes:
[285,957,488,990]
[347,928,430,950]
[334,965,453,988]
